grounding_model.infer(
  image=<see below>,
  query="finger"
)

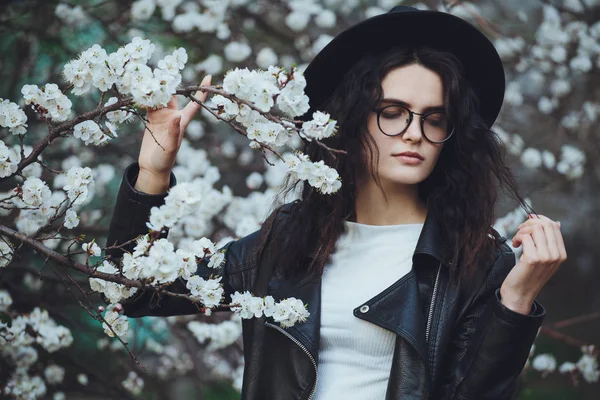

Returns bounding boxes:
[553,221,568,262]
[167,115,182,144]
[513,227,535,247]
[512,232,523,247]
[518,219,559,261]
[517,217,547,230]
[512,228,532,247]
[521,233,537,265]
[181,75,212,128]
[540,221,561,262]
[523,215,565,263]
[530,224,551,263]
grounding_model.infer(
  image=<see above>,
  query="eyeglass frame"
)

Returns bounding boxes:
[373,103,456,144]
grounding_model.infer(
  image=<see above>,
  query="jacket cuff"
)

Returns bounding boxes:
[123,162,177,206]
[494,288,546,326]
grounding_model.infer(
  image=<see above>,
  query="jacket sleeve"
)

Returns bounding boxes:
[441,244,546,400]
[105,162,237,318]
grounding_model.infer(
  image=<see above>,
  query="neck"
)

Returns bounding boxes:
[353,177,427,226]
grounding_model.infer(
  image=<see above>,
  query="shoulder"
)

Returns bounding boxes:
[488,240,516,285]
[459,229,515,296]
[224,201,300,271]
[477,230,516,293]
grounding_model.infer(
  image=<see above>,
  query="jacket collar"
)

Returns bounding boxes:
[269,204,452,363]
[412,207,454,268]
[306,206,454,268]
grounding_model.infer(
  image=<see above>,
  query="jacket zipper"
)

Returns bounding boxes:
[425,262,442,343]
[265,322,318,400]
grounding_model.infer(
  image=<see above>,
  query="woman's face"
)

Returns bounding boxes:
[364,63,446,188]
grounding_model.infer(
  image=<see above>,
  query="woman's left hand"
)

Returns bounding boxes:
[500,214,568,315]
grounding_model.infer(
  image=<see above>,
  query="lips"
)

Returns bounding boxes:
[393,151,424,160]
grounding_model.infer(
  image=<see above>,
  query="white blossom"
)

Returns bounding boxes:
[186,275,225,309]
[195,54,223,75]
[315,9,336,28]
[230,291,267,319]
[55,3,89,27]
[188,318,242,350]
[276,71,310,117]
[311,34,334,56]
[550,79,572,98]
[62,166,94,205]
[542,150,556,169]
[0,140,20,178]
[186,120,205,139]
[494,36,526,60]
[504,81,524,106]
[537,96,556,114]
[556,144,586,179]
[102,306,130,338]
[0,99,28,135]
[77,373,88,385]
[570,54,593,72]
[0,289,13,311]
[53,392,66,400]
[520,148,543,169]
[73,120,110,146]
[4,374,46,399]
[0,236,14,268]
[122,371,144,395]
[44,365,65,385]
[224,41,252,63]
[284,152,341,194]
[104,97,133,124]
[285,11,311,31]
[90,261,138,303]
[246,172,264,190]
[131,0,157,20]
[256,47,278,69]
[82,241,101,257]
[301,111,337,140]
[21,177,51,207]
[208,251,225,269]
[559,361,577,373]
[271,297,310,328]
[532,353,557,375]
[577,346,600,383]
[21,84,72,122]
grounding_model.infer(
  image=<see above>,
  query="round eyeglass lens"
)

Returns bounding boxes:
[377,105,450,143]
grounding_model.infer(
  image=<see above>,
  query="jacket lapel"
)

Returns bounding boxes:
[352,208,453,366]
[352,268,429,364]
[267,270,321,361]
[264,207,453,374]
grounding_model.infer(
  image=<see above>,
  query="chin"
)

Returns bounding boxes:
[381,172,427,186]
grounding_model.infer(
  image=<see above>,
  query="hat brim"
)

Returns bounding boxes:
[301,10,505,127]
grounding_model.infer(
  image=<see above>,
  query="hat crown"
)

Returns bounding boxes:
[389,5,419,13]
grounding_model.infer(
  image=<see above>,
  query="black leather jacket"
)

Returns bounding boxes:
[107,163,546,400]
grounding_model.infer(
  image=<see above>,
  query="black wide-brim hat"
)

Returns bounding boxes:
[301,6,505,128]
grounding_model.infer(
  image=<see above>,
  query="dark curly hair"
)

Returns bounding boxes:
[258,45,533,284]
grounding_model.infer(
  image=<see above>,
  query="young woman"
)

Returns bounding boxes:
[107,6,567,400]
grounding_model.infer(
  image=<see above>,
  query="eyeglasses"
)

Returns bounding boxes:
[373,104,455,144]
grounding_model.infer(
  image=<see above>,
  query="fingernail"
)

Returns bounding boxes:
[557,221,561,227]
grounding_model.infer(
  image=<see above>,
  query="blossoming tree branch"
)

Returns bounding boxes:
[1,36,347,333]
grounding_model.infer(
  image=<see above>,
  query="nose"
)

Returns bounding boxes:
[401,115,423,142]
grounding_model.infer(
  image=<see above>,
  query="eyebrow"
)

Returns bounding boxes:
[381,98,446,113]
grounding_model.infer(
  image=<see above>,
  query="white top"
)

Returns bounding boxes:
[313,220,424,400]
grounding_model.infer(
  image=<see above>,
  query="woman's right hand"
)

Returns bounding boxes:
[135,75,212,194]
